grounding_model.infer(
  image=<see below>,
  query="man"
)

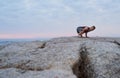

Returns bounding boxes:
[77,26,96,38]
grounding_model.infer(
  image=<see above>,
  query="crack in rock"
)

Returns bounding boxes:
[72,46,95,78]
[39,42,46,49]
[0,60,48,71]
[113,40,120,46]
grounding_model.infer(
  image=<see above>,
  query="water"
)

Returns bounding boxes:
[0,38,50,45]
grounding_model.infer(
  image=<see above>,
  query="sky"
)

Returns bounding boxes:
[0,0,120,39]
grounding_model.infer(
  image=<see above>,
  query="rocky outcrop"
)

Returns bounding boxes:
[0,36,120,78]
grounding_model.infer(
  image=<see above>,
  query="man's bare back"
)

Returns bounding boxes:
[77,26,96,38]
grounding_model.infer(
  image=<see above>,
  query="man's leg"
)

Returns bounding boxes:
[78,34,83,37]
[79,31,84,37]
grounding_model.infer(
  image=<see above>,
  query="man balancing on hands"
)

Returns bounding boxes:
[77,26,96,38]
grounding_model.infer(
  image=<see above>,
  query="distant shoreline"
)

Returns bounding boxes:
[0,36,120,45]
[1,36,120,41]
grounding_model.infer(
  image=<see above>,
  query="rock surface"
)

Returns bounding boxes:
[0,36,120,78]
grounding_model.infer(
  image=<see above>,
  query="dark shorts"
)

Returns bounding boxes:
[77,27,84,33]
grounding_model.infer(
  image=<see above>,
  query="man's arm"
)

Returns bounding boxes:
[85,32,88,38]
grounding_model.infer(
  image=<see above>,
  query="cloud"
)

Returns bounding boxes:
[22,0,37,10]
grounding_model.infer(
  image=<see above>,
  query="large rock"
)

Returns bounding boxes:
[0,36,120,78]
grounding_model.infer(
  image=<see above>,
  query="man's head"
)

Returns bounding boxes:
[90,26,96,31]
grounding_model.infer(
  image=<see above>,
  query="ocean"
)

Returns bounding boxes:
[0,38,50,45]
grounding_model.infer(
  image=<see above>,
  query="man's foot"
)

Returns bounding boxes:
[85,36,89,38]
[78,35,82,38]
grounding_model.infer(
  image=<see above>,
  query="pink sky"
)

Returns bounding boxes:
[0,33,75,39]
